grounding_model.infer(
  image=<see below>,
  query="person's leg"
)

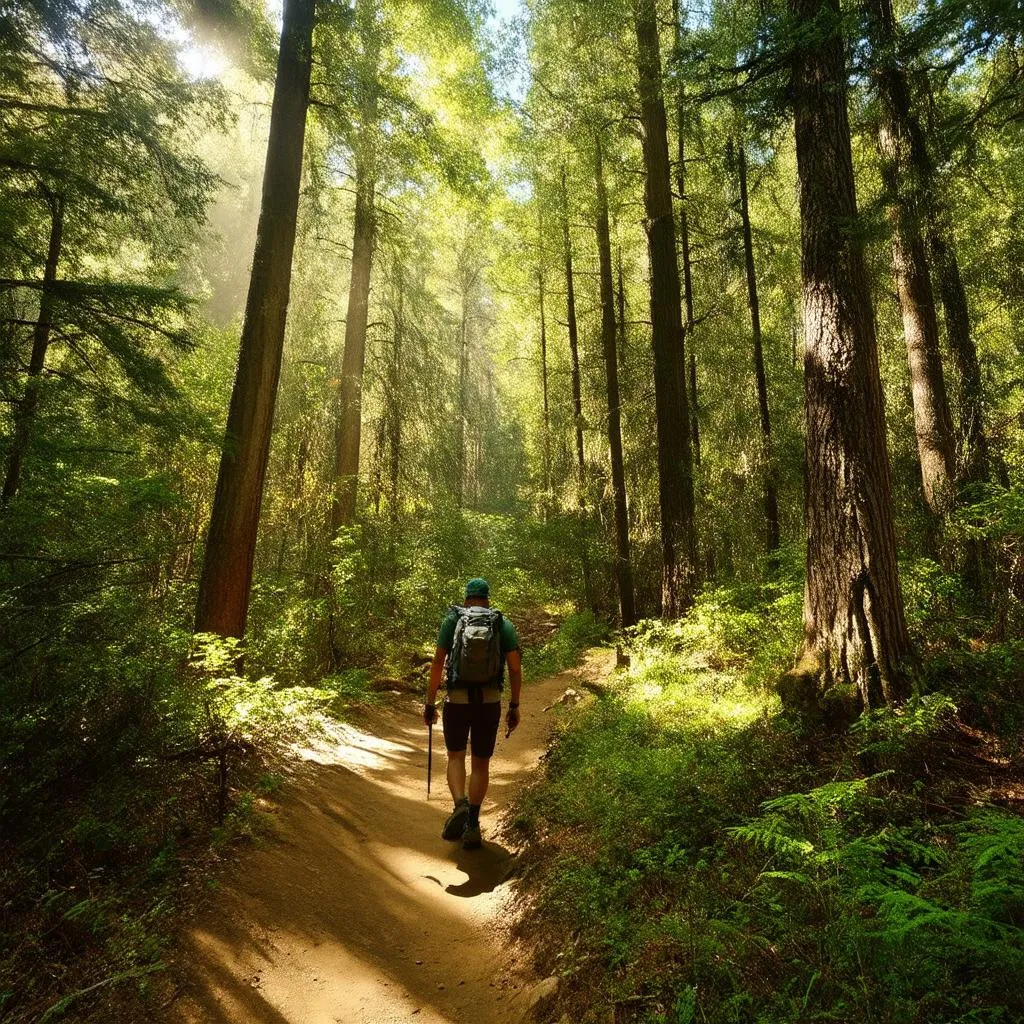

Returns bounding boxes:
[467,755,489,806]
[463,702,501,849]
[441,703,471,841]
[447,750,467,802]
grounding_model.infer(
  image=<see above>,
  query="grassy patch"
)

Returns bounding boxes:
[523,610,610,680]
[508,574,1024,1024]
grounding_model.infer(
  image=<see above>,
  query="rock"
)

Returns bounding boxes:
[525,976,560,1020]
[543,690,581,712]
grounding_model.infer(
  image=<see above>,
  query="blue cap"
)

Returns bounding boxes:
[465,577,490,599]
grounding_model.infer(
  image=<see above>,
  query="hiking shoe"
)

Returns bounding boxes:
[442,797,470,841]
[462,820,482,850]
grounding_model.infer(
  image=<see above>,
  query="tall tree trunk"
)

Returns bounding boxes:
[866,0,956,514]
[538,203,552,507]
[561,166,586,495]
[789,0,911,707]
[388,267,402,523]
[456,286,468,507]
[561,165,594,610]
[688,350,701,469]
[615,239,627,368]
[632,0,698,617]
[595,135,637,628]
[673,0,701,470]
[2,191,64,506]
[929,224,990,484]
[194,0,314,639]
[737,141,781,553]
[329,0,380,534]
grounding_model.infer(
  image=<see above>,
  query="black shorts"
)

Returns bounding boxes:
[442,701,502,759]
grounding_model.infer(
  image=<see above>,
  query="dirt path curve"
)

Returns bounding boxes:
[165,656,609,1024]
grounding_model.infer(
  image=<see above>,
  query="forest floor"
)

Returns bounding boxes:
[154,652,614,1024]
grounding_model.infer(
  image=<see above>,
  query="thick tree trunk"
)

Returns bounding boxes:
[866,0,956,514]
[738,142,781,553]
[789,0,911,707]
[2,192,64,506]
[595,135,637,628]
[632,0,698,617]
[673,0,700,470]
[561,165,594,610]
[194,0,314,639]
[929,224,990,484]
[329,0,379,533]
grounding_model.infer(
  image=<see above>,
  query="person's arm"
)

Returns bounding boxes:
[424,647,447,725]
[426,647,446,707]
[505,648,522,734]
[424,614,455,725]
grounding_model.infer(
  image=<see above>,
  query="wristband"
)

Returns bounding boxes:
[509,702,519,709]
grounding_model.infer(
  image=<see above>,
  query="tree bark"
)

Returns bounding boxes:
[457,291,468,507]
[737,141,780,553]
[194,0,314,639]
[538,202,552,506]
[615,240,627,368]
[672,0,701,469]
[387,266,402,523]
[789,0,911,707]
[595,135,637,628]
[2,191,64,506]
[561,165,586,496]
[561,165,594,610]
[929,223,990,484]
[866,0,956,514]
[329,0,380,534]
[632,0,698,617]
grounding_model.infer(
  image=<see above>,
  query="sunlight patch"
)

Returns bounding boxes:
[294,718,413,770]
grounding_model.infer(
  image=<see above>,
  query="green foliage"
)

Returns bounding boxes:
[190,633,330,744]
[851,693,959,758]
[524,610,608,679]
[512,576,1024,1024]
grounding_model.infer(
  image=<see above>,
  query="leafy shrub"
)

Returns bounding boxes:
[511,572,1024,1024]
[525,610,608,679]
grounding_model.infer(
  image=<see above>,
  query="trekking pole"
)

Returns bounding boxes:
[427,720,433,800]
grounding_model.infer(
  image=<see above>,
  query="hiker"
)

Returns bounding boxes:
[423,577,522,849]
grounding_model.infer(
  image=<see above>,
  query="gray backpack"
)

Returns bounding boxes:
[448,606,504,688]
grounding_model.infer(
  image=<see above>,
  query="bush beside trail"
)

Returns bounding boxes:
[507,559,1024,1024]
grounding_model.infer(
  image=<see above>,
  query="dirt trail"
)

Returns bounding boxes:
[165,658,608,1024]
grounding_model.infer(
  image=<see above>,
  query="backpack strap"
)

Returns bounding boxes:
[446,605,467,688]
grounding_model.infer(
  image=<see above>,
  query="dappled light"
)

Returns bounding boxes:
[165,668,599,1024]
[1,0,1022,1019]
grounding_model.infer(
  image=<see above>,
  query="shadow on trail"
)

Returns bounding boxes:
[445,840,516,898]
[160,674,595,1024]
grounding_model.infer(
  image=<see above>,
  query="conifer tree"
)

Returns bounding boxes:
[789,0,911,707]
[194,0,315,639]
[632,0,698,616]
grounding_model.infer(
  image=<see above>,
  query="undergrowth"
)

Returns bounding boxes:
[508,558,1024,1024]
[0,507,587,1023]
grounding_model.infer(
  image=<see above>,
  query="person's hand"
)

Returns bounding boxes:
[505,702,520,737]
[424,703,438,727]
